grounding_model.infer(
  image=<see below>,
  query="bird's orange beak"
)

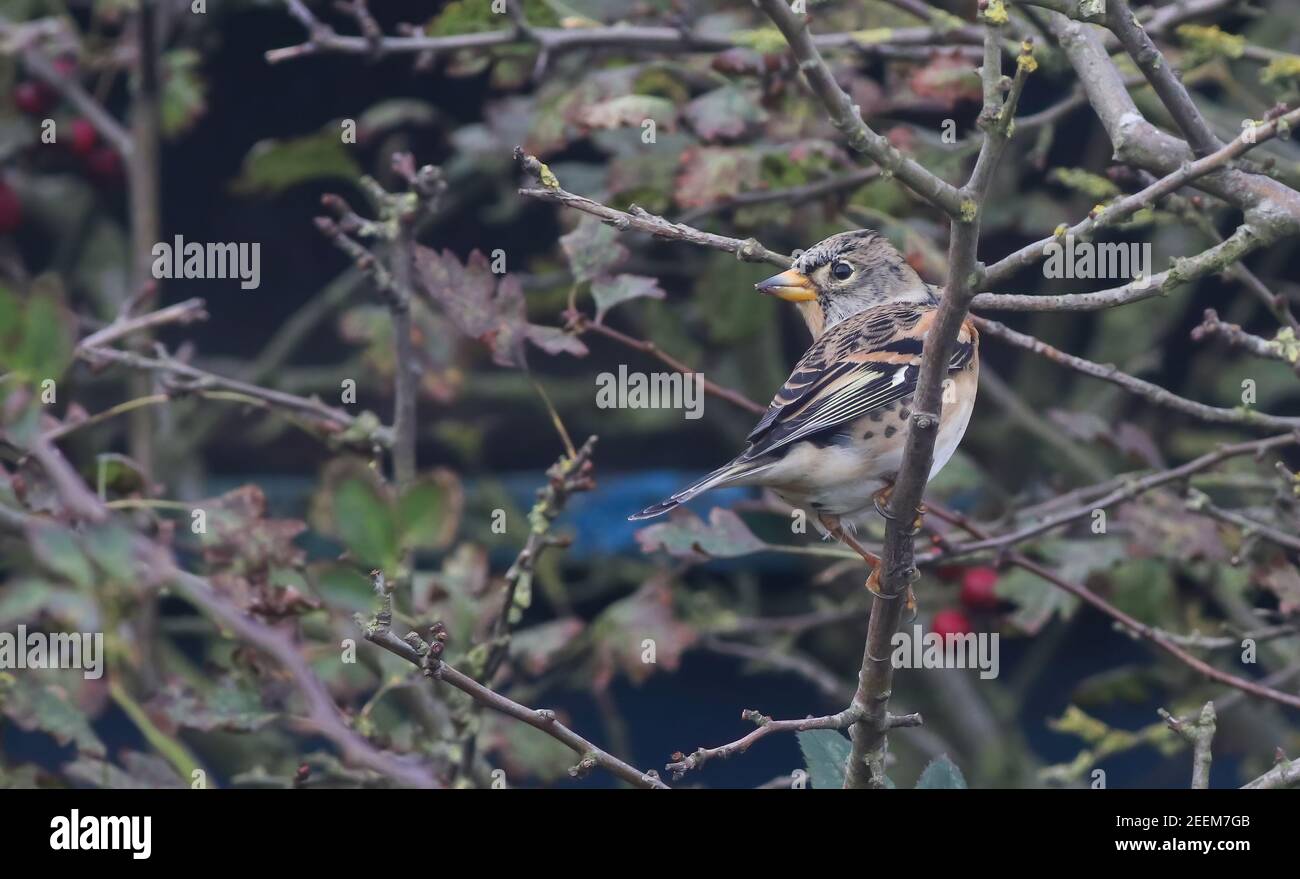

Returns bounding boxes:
[755,268,816,302]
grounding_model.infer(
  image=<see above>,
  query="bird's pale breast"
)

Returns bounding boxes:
[762,357,978,520]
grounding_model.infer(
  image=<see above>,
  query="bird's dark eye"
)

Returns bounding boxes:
[831,261,853,281]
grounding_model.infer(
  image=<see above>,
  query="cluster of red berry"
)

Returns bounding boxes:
[2,61,124,234]
[931,565,1000,641]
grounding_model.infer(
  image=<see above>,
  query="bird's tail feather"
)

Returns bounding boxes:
[628,459,769,521]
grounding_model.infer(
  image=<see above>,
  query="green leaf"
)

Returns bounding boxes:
[81,521,138,584]
[27,522,95,589]
[2,282,76,383]
[397,471,461,551]
[635,508,767,561]
[427,0,558,35]
[560,217,629,283]
[334,477,398,570]
[230,129,363,196]
[797,729,850,789]
[356,99,439,141]
[0,577,99,630]
[0,672,106,757]
[64,752,184,789]
[309,562,374,615]
[150,678,276,733]
[915,754,967,789]
[1106,558,1176,621]
[996,566,1078,635]
[161,49,207,139]
[589,274,665,323]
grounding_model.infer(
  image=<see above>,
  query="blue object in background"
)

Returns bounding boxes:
[495,469,756,558]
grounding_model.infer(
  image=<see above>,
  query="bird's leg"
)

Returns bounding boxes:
[818,513,897,604]
[818,513,879,568]
[865,489,922,617]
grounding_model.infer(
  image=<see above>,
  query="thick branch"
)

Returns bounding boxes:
[1159,702,1217,789]
[842,23,1030,790]
[1104,0,1221,156]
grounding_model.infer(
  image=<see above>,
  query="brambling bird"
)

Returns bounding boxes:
[630,229,979,598]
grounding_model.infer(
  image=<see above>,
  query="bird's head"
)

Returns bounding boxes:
[755,229,930,337]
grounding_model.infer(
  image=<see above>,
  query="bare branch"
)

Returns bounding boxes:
[360,587,667,790]
[516,152,790,268]
[14,46,133,157]
[928,433,1299,559]
[974,316,1300,431]
[78,345,393,447]
[166,564,439,788]
[1188,490,1300,553]
[665,705,862,781]
[980,105,1300,294]
[265,0,983,65]
[1192,309,1300,368]
[75,298,208,353]
[1242,755,1300,789]
[928,504,1300,712]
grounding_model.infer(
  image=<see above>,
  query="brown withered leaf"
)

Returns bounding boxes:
[509,617,584,677]
[683,86,767,142]
[413,246,587,367]
[675,146,763,210]
[200,485,306,574]
[576,94,677,134]
[1118,493,1228,562]
[907,53,982,108]
[1259,563,1300,616]
[198,485,311,617]
[588,575,697,690]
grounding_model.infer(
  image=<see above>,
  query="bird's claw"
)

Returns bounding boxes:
[872,485,895,521]
[865,571,919,619]
[874,485,926,535]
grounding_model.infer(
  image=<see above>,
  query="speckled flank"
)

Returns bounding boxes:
[760,351,978,522]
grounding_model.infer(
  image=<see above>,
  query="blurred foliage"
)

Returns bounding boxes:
[0,0,1298,790]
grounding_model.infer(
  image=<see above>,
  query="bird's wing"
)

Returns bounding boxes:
[741,305,975,462]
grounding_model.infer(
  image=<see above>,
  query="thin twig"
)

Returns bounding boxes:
[928,504,1300,712]
[359,582,666,789]
[974,316,1300,431]
[1159,702,1216,789]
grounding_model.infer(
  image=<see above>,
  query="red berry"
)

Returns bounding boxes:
[959,566,1000,611]
[84,146,123,183]
[13,80,56,116]
[68,118,97,156]
[931,608,973,642]
[51,57,78,78]
[0,182,21,234]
